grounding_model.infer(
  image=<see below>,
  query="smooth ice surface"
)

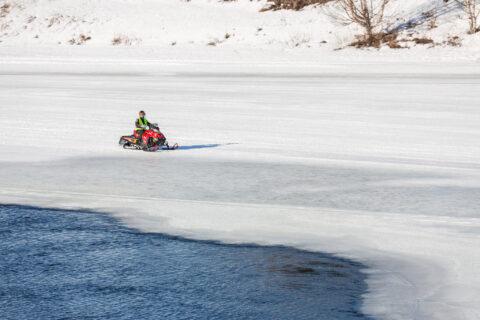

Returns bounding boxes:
[1,62,480,320]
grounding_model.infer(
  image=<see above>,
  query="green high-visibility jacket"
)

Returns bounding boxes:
[135,117,149,130]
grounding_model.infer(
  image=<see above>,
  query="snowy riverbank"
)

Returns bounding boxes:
[1,0,480,62]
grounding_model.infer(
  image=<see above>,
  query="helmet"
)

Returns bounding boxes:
[139,110,146,117]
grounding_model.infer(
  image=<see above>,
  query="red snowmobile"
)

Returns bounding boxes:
[119,123,178,152]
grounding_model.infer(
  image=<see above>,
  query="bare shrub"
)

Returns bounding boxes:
[452,0,480,34]
[327,0,390,45]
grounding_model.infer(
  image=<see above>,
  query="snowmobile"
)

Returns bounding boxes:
[119,123,178,152]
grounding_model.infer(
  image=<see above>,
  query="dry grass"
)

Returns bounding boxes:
[206,33,233,47]
[0,3,10,18]
[47,15,62,28]
[443,35,462,47]
[349,32,437,49]
[412,37,434,45]
[69,34,91,45]
[350,32,399,49]
[260,0,333,11]
[112,35,141,46]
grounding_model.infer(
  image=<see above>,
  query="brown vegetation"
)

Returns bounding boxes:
[112,35,141,46]
[0,3,10,18]
[412,37,434,45]
[206,33,233,47]
[47,15,62,28]
[69,34,91,45]
[349,32,398,48]
[112,37,122,45]
[329,0,390,45]
[349,32,437,49]
[261,0,333,11]
[443,35,462,46]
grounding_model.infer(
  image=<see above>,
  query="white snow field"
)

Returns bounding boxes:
[1,0,480,61]
[0,60,479,320]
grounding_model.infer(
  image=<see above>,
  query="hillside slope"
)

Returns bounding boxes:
[1,0,480,62]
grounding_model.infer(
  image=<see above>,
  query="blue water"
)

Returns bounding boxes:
[0,205,372,320]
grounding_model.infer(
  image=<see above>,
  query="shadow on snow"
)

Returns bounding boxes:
[175,143,237,151]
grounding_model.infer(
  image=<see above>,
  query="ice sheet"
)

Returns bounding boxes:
[1,63,480,320]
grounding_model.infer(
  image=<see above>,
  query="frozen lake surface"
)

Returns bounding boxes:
[0,63,479,319]
[0,205,370,320]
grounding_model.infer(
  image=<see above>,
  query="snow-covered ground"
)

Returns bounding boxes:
[1,61,479,320]
[1,0,480,319]
[1,0,480,62]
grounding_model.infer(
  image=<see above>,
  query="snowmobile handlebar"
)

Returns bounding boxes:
[149,123,160,131]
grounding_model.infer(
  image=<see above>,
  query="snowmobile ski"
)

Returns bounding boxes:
[162,143,178,150]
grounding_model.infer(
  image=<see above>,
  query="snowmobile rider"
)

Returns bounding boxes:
[135,110,151,141]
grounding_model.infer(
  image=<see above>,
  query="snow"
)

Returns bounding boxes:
[1,0,480,319]
[1,61,479,320]
[1,0,480,61]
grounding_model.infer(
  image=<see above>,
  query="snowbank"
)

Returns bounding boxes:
[0,0,480,62]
